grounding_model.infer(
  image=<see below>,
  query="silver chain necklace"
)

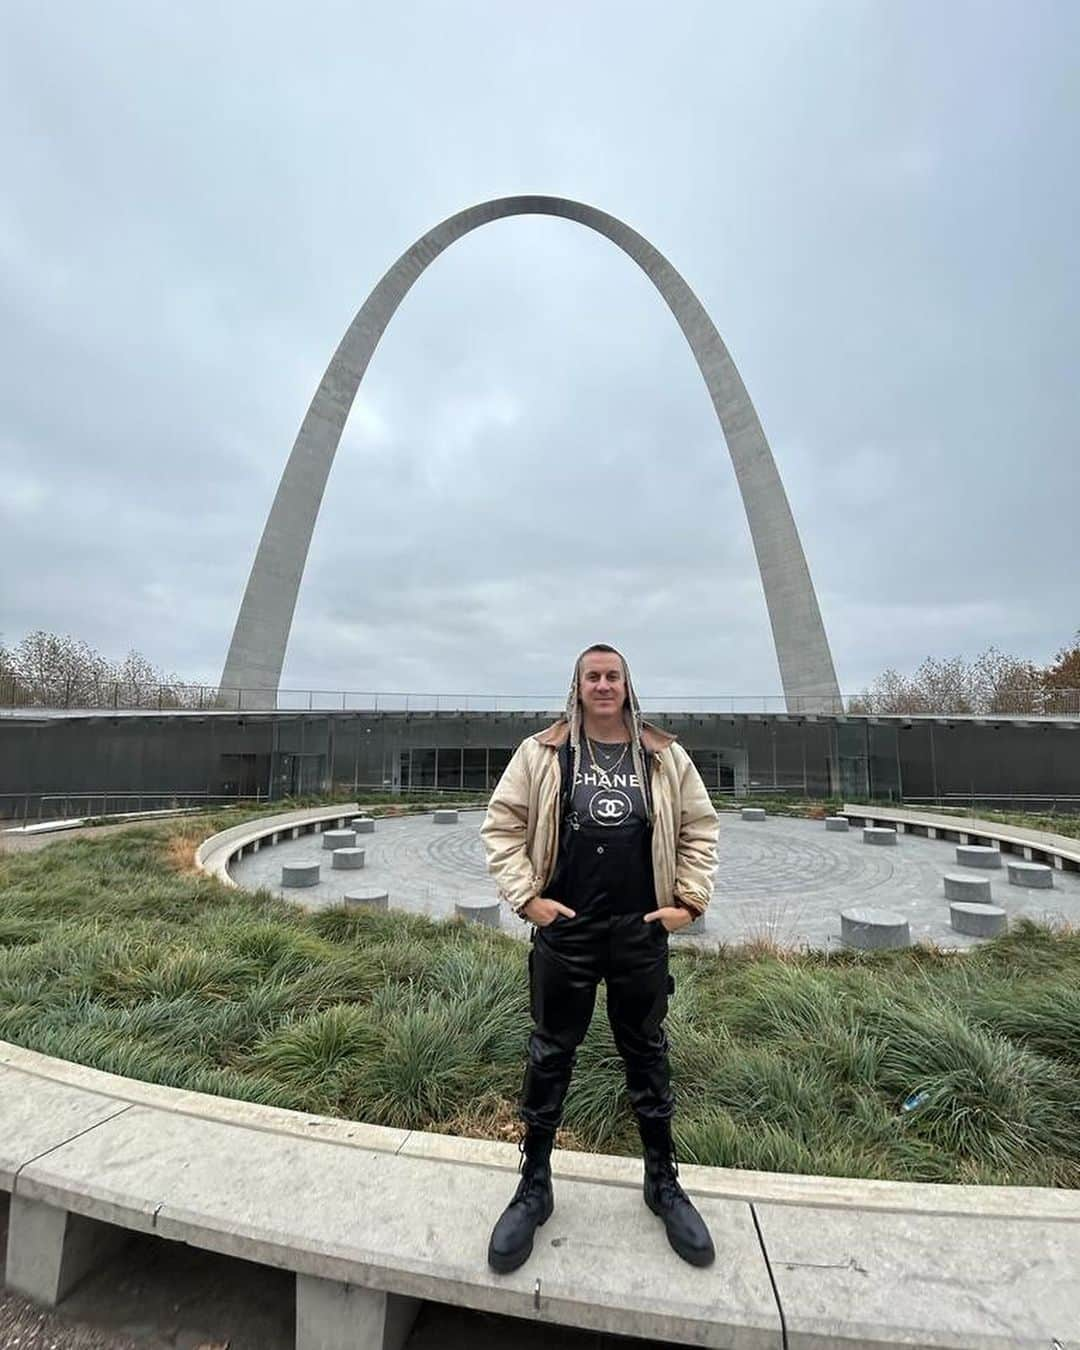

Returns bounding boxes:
[585,734,629,782]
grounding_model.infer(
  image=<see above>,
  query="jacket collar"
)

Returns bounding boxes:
[533,717,675,753]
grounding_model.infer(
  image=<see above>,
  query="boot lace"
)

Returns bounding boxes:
[513,1139,550,1206]
[652,1151,688,1209]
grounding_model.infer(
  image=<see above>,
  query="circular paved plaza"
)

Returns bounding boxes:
[227,809,1080,951]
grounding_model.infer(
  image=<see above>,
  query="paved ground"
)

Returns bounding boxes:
[0,1194,658,1350]
[0,820,168,855]
[228,809,1080,950]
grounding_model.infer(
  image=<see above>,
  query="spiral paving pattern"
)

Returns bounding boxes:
[227,809,1080,951]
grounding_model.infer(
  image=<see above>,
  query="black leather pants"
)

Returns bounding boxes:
[519,820,675,1132]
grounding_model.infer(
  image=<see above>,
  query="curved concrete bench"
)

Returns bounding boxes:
[950,902,1008,937]
[944,873,993,903]
[824,816,849,832]
[1007,861,1054,889]
[322,828,357,851]
[196,804,479,890]
[840,908,910,949]
[331,847,366,870]
[741,807,766,822]
[344,888,389,911]
[842,804,1080,874]
[454,898,500,928]
[196,804,363,888]
[1,1039,1078,1349]
[281,862,320,888]
[956,844,1002,869]
[863,827,897,846]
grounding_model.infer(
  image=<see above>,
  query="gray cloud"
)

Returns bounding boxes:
[1,0,1077,701]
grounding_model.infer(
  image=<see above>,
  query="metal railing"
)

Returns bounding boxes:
[903,794,1080,814]
[2,676,1079,718]
[0,790,266,826]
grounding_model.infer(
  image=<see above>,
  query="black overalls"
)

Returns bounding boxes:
[519,745,675,1133]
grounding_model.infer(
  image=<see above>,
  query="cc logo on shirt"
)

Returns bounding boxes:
[589,789,632,826]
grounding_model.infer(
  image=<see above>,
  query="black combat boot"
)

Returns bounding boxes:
[487,1127,555,1273]
[639,1117,715,1267]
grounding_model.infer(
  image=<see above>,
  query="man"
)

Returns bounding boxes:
[480,643,719,1274]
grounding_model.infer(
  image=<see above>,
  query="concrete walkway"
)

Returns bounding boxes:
[226,808,1080,950]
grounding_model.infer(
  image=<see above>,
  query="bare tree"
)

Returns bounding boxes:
[0,637,28,706]
[853,646,1048,716]
[970,647,1044,715]
[113,648,207,709]
[8,631,113,708]
[0,632,212,710]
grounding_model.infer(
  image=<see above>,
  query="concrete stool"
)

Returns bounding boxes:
[322,829,357,851]
[825,816,850,832]
[434,809,459,825]
[1007,861,1054,889]
[956,845,1001,869]
[350,817,376,834]
[455,897,500,927]
[841,908,911,950]
[344,888,388,911]
[331,848,366,870]
[281,862,320,888]
[741,807,766,822]
[950,902,1007,937]
[944,873,993,904]
[863,827,897,846]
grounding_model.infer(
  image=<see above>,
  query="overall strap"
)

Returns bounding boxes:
[558,736,574,817]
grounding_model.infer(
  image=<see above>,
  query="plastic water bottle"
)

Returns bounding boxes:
[901,1090,929,1113]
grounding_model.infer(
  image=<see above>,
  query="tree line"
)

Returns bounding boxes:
[849,632,1080,716]
[0,631,212,710]
[1,627,1078,715]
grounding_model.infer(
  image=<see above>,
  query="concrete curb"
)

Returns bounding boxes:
[2,1039,1077,1223]
[843,803,1080,872]
[3,1042,1079,1348]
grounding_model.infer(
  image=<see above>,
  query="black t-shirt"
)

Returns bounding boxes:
[570,739,648,834]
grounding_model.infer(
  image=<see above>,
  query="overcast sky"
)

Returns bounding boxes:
[2,0,1077,702]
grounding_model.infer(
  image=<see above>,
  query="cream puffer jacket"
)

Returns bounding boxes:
[480,719,718,919]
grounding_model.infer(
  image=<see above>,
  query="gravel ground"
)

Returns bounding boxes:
[0,1293,142,1350]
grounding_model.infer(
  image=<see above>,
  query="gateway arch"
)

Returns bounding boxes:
[220,196,841,712]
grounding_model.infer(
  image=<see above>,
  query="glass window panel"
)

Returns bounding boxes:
[413,748,436,789]
[690,749,719,788]
[437,747,462,789]
[488,748,514,788]
[463,748,488,790]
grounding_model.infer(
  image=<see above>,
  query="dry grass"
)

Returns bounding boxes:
[440,1093,593,1152]
[165,832,201,874]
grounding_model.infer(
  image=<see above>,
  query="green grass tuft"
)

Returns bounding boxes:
[1,812,1079,1185]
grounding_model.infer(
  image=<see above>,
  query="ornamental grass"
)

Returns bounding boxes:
[1,812,1078,1186]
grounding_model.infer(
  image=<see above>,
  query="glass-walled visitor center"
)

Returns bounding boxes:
[2,708,1077,820]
